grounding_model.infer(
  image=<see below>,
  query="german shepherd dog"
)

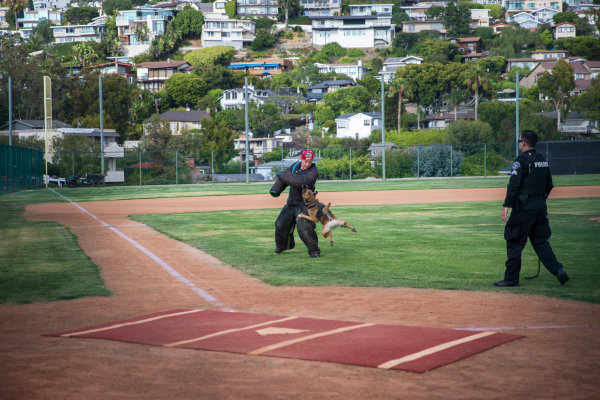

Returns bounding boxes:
[297,185,357,246]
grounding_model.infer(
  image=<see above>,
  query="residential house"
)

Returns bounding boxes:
[335,112,382,140]
[16,7,63,36]
[236,0,279,19]
[367,142,399,162]
[536,111,599,138]
[51,16,106,44]
[400,2,447,21]
[0,7,9,29]
[348,4,393,16]
[531,49,568,60]
[424,110,475,129]
[378,56,423,83]
[135,59,194,92]
[519,59,595,93]
[530,6,559,23]
[201,13,256,49]
[314,59,370,81]
[234,135,286,166]
[490,23,514,34]
[33,0,71,9]
[85,61,136,83]
[448,37,482,55]
[300,0,341,18]
[506,57,543,72]
[219,86,303,113]
[159,109,211,134]
[553,22,576,39]
[502,0,562,19]
[227,58,294,77]
[311,14,394,48]
[306,79,356,102]
[470,8,490,28]
[471,0,502,4]
[508,12,541,30]
[401,20,446,34]
[116,7,175,58]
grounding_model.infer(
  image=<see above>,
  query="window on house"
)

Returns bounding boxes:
[364,119,370,126]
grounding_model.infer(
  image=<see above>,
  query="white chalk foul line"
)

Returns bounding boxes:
[455,324,592,331]
[50,189,224,307]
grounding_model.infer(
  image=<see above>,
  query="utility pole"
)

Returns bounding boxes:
[244,76,250,183]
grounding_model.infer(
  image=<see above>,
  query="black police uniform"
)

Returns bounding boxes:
[270,161,320,257]
[502,149,566,284]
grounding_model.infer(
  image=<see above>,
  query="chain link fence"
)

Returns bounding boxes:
[4,141,598,190]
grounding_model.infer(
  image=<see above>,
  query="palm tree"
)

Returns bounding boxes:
[389,79,413,132]
[464,67,490,121]
[443,88,467,121]
[278,0,297,30]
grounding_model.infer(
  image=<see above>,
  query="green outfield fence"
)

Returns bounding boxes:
[1,144,44,194]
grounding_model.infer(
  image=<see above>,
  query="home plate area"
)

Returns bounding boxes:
[45,309,524,373]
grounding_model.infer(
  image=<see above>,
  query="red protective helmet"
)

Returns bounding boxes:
[300,149,314,161]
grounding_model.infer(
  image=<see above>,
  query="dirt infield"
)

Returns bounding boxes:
[2,187,600,399]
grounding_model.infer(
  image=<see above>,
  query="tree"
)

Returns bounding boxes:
[102,0,132,16]
[389,79,413,132]
[140,115,172,152]
[443,88,468,121]
[537,59,575,131]
[251,29,275,51]
[323,86,372,115]
[172,7,204,38]
[64,7,99,25]
[278,0,300,30]
[464,66,491,120]
[444,2,471,37]
[314,103,335,125]
[446,119,494,153]
[164,73,209,108]
[553,11,579,25]
[554,37,600,61]
[572,78,600,123]
[184,46,236,67]
[72,42,100,66]
[31,19,53,45]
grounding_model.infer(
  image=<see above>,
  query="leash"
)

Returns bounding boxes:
[525,258,541,280]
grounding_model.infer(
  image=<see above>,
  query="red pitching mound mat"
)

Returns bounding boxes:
[44,309,524,373]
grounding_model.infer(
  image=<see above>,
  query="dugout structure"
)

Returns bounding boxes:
[0,144,44,194]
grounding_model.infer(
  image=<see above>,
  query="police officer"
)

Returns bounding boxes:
[495,130,569,287]
[270,149,320,258]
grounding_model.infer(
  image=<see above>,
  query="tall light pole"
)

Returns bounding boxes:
[380,76,386,180]
[244,76,250,183]
[515,71,520,157]
[99,75,105,175]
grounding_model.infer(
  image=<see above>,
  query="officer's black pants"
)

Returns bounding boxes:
[504,199,563,283]
[275,204,320,256]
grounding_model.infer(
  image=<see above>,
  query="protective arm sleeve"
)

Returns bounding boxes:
[279,167,318,189]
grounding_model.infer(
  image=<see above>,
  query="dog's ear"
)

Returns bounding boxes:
[314,191,318,195]
[302,184,308,190]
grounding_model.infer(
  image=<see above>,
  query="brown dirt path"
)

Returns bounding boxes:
[2,187,600,399]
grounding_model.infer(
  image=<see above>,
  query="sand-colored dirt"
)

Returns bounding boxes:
[1,187,599,399]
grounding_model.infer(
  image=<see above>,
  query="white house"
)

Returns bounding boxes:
[201,13,256,49]
[311,14,394,48]
[236,0,278,18]
[220,86,279,109]
[314,60,370,81]
[335,112,382,140]
[470,8,490,27]
[400,2,447,21]
[531,6,559,23]
[135,59,194,93]
[509,12,541,29]
[378,56,423,83]
[348,4,393,16]
[51,16,106,44]
[553,22,576,39]
[300,0,341,18]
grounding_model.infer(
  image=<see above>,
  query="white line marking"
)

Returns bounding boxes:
[62,309,204,337]
[248,323,375,355]
[378,331,496,370]
[165,316,299,347]
[49,189,225,307]
[455,324,592,331]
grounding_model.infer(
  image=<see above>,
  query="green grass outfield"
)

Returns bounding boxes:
[1,175,599,304]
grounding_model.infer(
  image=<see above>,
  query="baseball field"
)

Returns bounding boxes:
[1,176,599,399]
